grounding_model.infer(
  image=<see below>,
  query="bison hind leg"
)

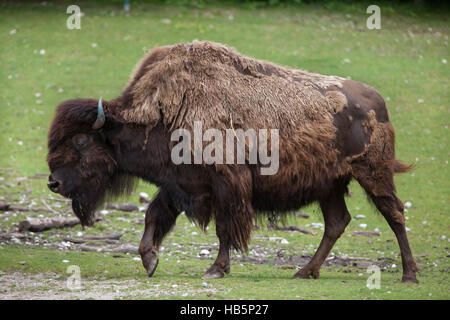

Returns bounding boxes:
[352,157,418,283]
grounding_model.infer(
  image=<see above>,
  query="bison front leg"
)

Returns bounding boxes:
[203,167,254,279]
[139,191,179,277]
[203,201,254,279]
[203,220,231,279]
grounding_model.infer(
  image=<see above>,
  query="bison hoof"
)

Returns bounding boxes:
[141,251,159,277]
[202,264,229,279]
[401,274,419,284]
[293,268,320,279]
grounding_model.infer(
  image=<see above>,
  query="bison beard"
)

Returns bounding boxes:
[46,41,419,283]
[71,173,136,227]
[72,198,95,227]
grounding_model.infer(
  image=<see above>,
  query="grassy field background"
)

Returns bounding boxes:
[0,0,448,299]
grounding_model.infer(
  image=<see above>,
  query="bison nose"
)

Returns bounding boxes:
[47,180,60,192]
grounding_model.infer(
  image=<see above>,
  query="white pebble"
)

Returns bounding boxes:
[355,214,366,219]
[201,282,208,287]
[359,224,367,229]
[404,201,412,208]
[62,260,69,263]
[139,192,149,198]
[39,49,46,55]
[310,222,324,229]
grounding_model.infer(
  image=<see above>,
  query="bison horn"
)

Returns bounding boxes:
[92,97,105,129]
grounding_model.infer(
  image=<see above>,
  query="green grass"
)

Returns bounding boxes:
[0,1,449,299]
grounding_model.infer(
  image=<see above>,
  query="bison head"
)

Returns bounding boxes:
[46,98,132,227]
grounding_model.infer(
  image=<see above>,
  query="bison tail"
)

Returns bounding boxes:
[393,159,414,174]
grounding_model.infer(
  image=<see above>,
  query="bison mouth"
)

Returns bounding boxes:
[71,197,97,227]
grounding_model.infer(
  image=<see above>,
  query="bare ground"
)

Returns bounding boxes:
[0,271,219,300]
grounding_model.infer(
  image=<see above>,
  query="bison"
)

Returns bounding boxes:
[47,41,418,283]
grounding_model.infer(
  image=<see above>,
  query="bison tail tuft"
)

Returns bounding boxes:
[393,159,414,174]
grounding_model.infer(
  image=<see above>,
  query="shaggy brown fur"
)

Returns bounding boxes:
[46,41,418,283]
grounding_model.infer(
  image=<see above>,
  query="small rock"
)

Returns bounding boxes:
[355,214,366,220]
[139,192,150,203]
[269,237,283,241]
[404,201,412,208]
[199,249,210,256]
[39,49,46,55]
[359,224,367,229]
[62,260,69,263]
[19,261,26,265]
[160,18,171,24]
[201,282,208,287]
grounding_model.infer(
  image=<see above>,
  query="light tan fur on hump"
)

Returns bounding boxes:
[118,41,351,183]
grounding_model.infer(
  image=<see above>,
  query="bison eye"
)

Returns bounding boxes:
[72,134,90,150]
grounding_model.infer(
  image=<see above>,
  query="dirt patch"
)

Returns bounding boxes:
[0,271,219,300]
